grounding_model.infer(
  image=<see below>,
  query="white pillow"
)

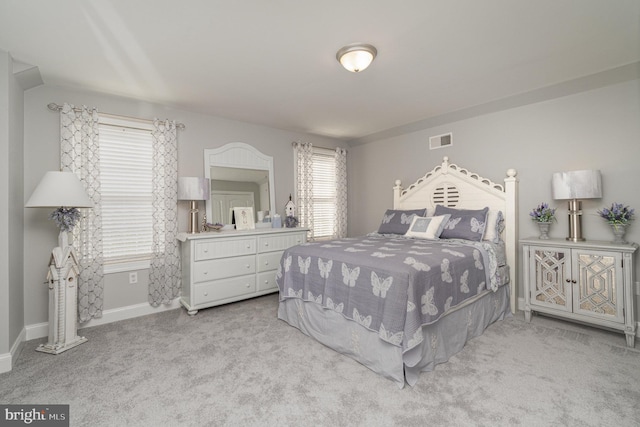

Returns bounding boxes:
[483,210,504,243]
[404,214,451,240]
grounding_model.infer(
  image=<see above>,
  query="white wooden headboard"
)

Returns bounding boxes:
[393,157,519,313]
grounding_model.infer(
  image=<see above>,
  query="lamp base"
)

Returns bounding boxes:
[188,200,199,234]
[566,199,585,241]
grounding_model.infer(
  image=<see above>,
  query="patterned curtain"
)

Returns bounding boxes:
[60,103,104,322]
[148,119,180,306]
[334,147,348,238]
[294,141,314,239]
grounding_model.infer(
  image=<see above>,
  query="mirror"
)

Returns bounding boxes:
[204,143,275,225]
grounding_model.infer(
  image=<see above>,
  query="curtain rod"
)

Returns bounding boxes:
[47,103,186,130]
[292,141,347,153]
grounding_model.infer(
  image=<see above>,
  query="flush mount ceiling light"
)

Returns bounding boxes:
[336,43,377,72]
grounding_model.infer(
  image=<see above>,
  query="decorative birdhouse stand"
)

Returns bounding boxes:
[36,232,87,354]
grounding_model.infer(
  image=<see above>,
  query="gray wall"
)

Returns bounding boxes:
[23,84,346,325]
[348,79,640,311]
[0,50,25,357]
[0,50,10,355]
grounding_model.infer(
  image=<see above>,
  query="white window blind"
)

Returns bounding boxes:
[99,119,153,270]
[311,148,336,240]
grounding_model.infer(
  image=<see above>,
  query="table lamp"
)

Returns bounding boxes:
[178,177,210,233]
[551,169,602,241]
[25,171,93,354]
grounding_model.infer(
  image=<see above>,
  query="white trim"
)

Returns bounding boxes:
[0,327,26,374]
[0,353,10,374]
[25,298,181,341]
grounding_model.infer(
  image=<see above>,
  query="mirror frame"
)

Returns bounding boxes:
[204,143,276,225]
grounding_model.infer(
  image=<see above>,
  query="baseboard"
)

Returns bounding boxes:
[25,298,181,341]
[0,327,27,374]
[0,353,10,374]
[516,296,640,338]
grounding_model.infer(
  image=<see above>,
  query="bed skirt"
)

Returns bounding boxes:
[277,284,511,388]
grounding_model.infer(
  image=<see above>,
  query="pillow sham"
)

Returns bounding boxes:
[435,205,489,241]
[483,210,504,243]
[377,208,427,235]
[404,214,451,240]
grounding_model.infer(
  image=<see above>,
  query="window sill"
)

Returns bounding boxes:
[103,259,151,274]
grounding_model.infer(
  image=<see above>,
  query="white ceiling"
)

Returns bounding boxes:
[1,0,638,142]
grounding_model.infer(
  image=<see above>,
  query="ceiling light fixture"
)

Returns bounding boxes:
[336,43,377,73]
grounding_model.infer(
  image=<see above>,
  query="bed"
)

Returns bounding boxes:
[276,157,518,387]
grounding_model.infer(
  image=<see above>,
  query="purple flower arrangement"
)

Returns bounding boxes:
[49,207,81,232]
[529,203,556,223]
[597,203,634,225]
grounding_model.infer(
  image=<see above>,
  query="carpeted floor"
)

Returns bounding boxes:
[1,294,639,426]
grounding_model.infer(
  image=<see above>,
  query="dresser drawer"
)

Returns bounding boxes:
[195,238,256,261]
[257,251,283,273]
[258,232,306,253]
[193,255,256,283]
[195,275,256,305]
[257,271,278,292]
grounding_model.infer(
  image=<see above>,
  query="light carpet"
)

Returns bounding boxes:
[1,294,639,426]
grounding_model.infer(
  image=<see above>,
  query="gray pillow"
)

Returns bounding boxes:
[435,205,489,241]
[377,208,427,234]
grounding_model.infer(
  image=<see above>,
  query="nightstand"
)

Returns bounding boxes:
[521,237,638,347]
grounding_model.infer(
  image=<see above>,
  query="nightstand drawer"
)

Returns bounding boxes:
[193,255,256,283]
[195,275,256,305]
[195,238,256,261]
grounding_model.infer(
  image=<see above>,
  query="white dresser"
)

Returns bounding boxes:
[179,228,307,315]
[521,237,638,347]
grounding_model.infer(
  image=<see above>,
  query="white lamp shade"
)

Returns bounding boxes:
[25,171,93,208]
[336,44,377,73]
[551,169,602,200]
[178,177,210,201]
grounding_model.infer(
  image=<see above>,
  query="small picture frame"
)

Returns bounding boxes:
[233,207,255,230]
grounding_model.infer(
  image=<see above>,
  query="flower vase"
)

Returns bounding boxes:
[610,223,627,244]
[537,222,551,240]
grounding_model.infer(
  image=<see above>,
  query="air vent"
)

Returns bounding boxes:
[432,185,460,207]
[429,132,453,150]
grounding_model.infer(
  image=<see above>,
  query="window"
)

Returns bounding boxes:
[310,148,337,240]
[295,142,347,241]
[99,116,154,272]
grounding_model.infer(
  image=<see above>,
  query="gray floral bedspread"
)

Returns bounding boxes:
[276,234,508,352]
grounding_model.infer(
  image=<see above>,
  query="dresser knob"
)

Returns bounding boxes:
[265,261,269,266]
[204,292,208,296]
[245,283,250,288]
[246,264,250,269]
[203,271,208,275]
[565,279,571,283]
[571,280,577,284]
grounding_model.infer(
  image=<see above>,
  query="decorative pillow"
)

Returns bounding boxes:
[483,210,504,243]
[377,208,427,235]
[435,205,489,241]
[404,214,452,240]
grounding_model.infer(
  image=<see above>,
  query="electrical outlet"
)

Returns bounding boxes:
[129,272,138,284]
